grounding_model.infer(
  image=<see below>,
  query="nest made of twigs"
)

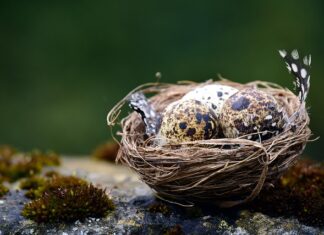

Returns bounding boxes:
[107,79,312,208]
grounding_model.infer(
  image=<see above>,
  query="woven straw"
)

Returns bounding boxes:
[107,79,312,207]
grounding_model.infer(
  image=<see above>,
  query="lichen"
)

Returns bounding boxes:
[92,141,119,162]
[247,159,324,227]
[218,220,229,230]
[22,175,115,223]
[236,211,278,234]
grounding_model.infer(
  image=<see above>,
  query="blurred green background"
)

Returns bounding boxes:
[0,1,323,159]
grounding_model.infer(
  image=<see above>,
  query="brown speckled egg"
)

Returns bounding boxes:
[219,88,284,141]
[158,99,218,144]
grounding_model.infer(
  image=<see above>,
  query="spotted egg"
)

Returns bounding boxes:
[181,84,238,117]
[219,88,285,141]
[158,99,218,144]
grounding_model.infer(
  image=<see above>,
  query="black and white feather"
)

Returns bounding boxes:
[128,92,161,136]
[279,49,311,102]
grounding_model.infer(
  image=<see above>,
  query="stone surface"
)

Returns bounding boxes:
[0,158,323,235]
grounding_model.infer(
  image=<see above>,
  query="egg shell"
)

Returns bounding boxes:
[158,99,218,143]
[181,84,238,117]
[219,88,284,141]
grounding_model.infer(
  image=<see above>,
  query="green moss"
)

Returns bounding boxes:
[163,224,184,235]
[92,141,119,162]
[21,175,87,200]
[0,145,17,159]
[148,202,171,216]
[22,175,115,223]
[20,176,47,190]
[43,175,88,192]
[0,145,17,182]
[44,170,60,178]
[247,159,324,227]
[0,183,9,198]
[24,189,41,199]
[29,150,61,167]
[0,147,61,182]
[7,160,43,182]
[20,176,47,199]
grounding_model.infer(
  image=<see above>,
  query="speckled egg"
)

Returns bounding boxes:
[219,88,284,141]
[158,99,218,144]
[181,84,238,117]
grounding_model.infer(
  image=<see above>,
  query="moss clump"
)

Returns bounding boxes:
[43,175,88,193]
[0,145,17,159]
[0,145,17,182]
[163,224,184,235]
[148,202,171,216]
[20,175,87,199]
[0,146,61,182]
[29,150,60,167]
[248,159,324,227]
[44,170,60,178]
[24,189,41,200]
[0,183,9,198]
[22,175,115,223]
[92,141,119,162]
[20,176,47,199]
[6,160,43,182]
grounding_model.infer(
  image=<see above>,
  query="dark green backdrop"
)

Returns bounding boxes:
[0,1,323,159]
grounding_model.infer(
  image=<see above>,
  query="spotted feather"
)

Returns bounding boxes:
[128,92,161,136]
[279,49,311,102]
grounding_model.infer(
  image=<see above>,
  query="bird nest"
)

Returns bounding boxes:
[107,79,312,208]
